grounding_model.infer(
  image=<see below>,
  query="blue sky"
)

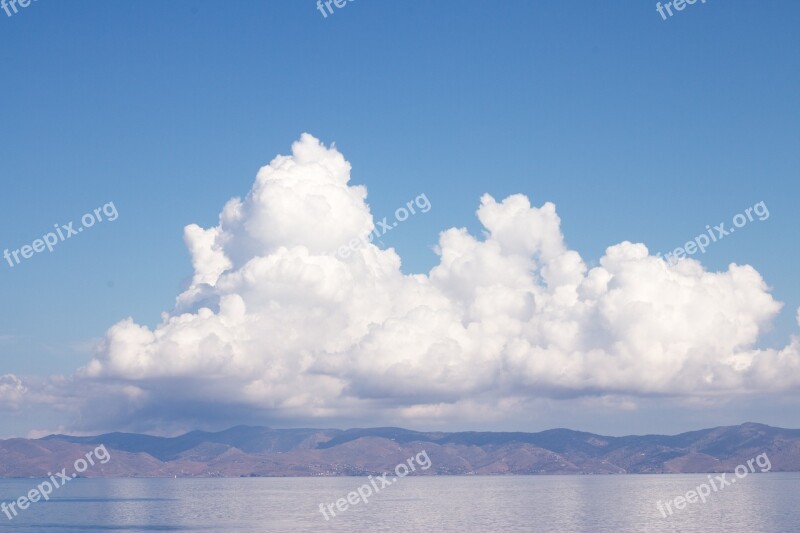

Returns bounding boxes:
[0,1,798,438]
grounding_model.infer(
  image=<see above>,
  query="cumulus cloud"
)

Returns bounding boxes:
[53,133,800,430]
[0,374,27,409]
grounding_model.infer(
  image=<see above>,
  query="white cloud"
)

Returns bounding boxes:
[0,374,27,409]
[41,133,799,430]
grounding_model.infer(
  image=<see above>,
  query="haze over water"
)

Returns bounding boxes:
[1,475,798,532]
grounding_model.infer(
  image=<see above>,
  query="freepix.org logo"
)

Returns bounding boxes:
[656,453,772,518]
[337,193,431,259]
[656,0,707,21]
[1,445,111,521]
[3,202,119,269]
[318,450,432,521]
[316,0,355,19]
[1,0,39,19]
[655,201,769,268]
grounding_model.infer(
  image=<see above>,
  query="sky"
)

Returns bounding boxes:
[0,0,798,439]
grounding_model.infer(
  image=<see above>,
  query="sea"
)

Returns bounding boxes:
[0,474,798,532]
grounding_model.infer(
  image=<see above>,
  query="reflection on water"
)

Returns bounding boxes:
[0,474,798,532]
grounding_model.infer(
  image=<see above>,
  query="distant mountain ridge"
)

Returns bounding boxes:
[0,422,796,477]
[40,426,337,461]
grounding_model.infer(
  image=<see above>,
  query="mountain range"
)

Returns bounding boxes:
[1,422,798,477]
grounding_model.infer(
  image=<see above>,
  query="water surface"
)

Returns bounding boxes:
[1,474,797,532]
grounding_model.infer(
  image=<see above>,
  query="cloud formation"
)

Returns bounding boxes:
[0,374,26,409]
[38,133,799,430]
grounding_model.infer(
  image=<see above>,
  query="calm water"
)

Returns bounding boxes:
[0,474,798,532]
